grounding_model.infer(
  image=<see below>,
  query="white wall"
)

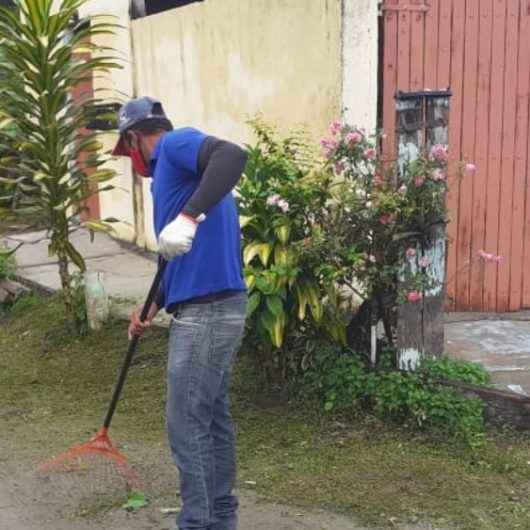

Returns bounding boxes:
[342,0,379,132]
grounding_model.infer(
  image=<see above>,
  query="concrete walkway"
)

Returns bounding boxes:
[1,229,170,325]
[3,229,530,396]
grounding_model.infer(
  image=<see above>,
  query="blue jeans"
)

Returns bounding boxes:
[166,292,247,530]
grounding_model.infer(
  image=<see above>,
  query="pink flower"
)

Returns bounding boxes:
[406,248,416,259]
[379,213,397,225]
[430,144,449,163]
[407,291,423,303]
[364,148,377,161]
[321,138,339,158]
[431,169,446,181]
[419,256,432,268]
[277,199,290,213]
[466,163,477,172]
[414,175,425,187]
[399,184,407,193]
[329,120,342,136]
[346,131,363,145]
[267,194,280,206]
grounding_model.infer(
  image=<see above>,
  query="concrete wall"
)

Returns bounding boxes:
[82,0,379,250]
[131,0,345,249]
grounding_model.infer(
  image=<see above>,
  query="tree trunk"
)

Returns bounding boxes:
[57,248,75,329]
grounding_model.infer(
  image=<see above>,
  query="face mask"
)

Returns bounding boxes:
[129,148,149,177]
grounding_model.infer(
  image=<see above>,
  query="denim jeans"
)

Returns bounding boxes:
[166,292,247,530]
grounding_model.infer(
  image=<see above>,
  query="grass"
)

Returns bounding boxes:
[1,294,530,529]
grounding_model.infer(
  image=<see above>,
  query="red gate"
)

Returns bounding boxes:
[381,0,530,312]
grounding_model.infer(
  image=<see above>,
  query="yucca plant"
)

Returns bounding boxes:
[0,0,120,327]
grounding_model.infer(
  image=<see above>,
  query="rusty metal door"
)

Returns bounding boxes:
[381,0,530,312]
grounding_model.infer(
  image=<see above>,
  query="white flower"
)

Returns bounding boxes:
[277,199,290,213]
[267,194,280,206]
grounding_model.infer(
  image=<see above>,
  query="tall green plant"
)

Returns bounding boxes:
[0,0,120,326]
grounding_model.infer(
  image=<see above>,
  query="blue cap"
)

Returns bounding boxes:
[113,96,168,156]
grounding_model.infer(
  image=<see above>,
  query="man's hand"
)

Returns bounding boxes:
[128,302,160,340]
[158,214,200,261]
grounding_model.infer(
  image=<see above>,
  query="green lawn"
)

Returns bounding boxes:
[1,294,529,529]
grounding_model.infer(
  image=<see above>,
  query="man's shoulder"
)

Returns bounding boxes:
[162,127,206,145]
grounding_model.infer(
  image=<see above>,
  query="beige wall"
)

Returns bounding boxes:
[132,0,344,249]
[82,0,379,251]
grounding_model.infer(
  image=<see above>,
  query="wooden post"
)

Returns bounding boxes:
[396,91,450,370]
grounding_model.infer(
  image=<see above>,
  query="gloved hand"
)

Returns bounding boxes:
[158,213,202,260]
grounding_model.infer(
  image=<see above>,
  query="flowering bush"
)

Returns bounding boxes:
[240,118,499,382]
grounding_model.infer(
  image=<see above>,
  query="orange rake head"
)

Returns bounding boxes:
[37,263,167,490]
[38,428,137,484]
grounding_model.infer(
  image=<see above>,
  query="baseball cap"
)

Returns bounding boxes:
[112,96,169,156]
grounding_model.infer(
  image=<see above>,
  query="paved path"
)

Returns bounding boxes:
[3,229,530,395]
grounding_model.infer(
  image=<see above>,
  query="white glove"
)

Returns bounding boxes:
[158,214,202,260]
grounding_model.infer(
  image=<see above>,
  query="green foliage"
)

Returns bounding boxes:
[239,120,349,384]
[0,0,120,329]
[71,272,88,336]
[299,348,487,448]
[122,491,149,512]
[420,357,491,386]
[0,246,14,281]
[8,291,40,315]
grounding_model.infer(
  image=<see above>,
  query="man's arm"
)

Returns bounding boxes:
[182,136,248,218]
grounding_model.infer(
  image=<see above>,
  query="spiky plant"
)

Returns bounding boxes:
[0,0,120,327]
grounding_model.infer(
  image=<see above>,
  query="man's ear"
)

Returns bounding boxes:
[126,131,140,151]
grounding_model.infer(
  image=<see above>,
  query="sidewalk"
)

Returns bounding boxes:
[3,229,530,396]
[2,229,169,326]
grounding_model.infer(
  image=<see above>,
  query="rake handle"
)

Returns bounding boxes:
[103,259,167,430]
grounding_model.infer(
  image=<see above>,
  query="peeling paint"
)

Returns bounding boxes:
[398,348,421,371]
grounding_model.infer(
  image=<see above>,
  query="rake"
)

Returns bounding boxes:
[38,260,167,483]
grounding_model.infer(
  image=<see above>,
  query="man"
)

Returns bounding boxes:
[113,97,248,530]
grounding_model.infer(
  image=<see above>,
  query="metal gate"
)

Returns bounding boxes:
[381,0,530,312]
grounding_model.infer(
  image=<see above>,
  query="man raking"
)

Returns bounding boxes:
[113,97,248,530]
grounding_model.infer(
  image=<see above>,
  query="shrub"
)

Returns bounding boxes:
[298,349,488,448]
[239,120,349,385]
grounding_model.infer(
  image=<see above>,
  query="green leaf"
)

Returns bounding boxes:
[275,224,290,244]
[239,215,254,228]
[294,284,309,321]
[122,491,149,512]
[82,220,114,235]
[243,242,262,266]
[266,295,284,318]
[244,273,256,290]
[247,292,261,317]
[90,169,116,183]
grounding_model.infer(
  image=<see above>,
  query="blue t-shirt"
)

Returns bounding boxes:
[150,128,246,308]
